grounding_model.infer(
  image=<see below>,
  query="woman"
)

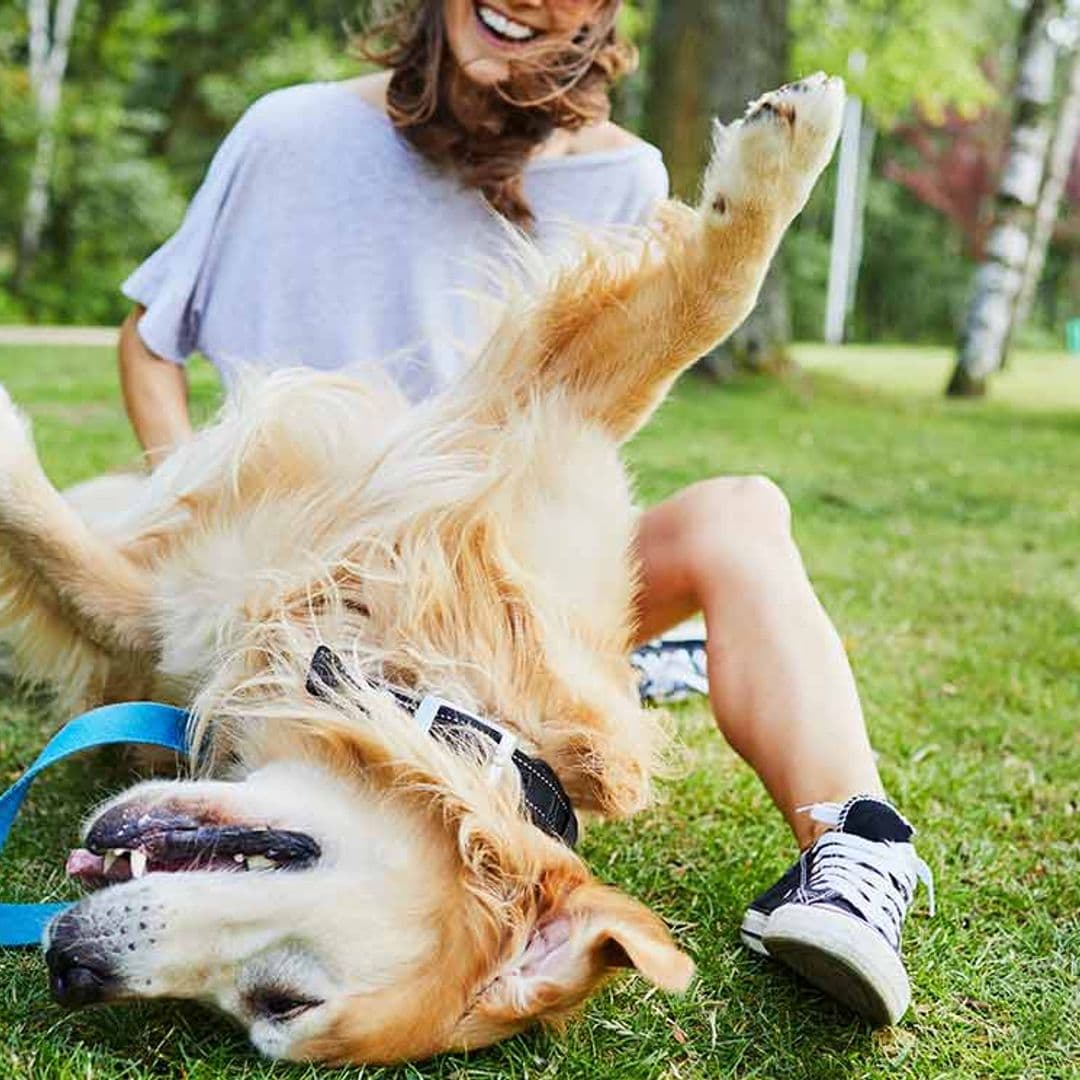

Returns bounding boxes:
[117,0,931,1028]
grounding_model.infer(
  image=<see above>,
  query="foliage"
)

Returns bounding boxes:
[1,341,1078,1077]
[883,104,1008,260]
[790,0,1005,125]
[0,0,1072,341]
[0,2,357,325]
[786,0,1076,345]
[785,152,979,345]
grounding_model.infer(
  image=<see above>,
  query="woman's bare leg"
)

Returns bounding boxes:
[634,476,883,850]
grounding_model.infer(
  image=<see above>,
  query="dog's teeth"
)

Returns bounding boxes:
[103,852,118,874]
[246,855,275,871]
[130,849,148,878]
[233,853,246,864]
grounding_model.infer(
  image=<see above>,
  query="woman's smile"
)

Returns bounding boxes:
[473,4,544,47]
[446,0,602,83]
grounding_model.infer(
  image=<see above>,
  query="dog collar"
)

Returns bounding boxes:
[305,646,579,848]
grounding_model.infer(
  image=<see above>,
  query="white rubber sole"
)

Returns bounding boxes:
[762,904,911,1027]
[739,908,770,956]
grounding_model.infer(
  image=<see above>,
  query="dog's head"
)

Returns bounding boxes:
[45,746,691,1064]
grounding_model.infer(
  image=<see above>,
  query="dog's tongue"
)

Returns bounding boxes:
[65,851,103,876]
[65,848,134,884]
[66,849,104,879]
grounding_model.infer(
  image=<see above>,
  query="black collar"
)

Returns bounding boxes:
[305,646,579,848]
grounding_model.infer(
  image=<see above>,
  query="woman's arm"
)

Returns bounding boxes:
[118,306,193,469]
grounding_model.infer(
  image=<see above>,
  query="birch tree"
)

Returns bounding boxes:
[14,0,81,290]
[948,0,1065,397]
[795,0,999,346]
[1012,39,1080,330]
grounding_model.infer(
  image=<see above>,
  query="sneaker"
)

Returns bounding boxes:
[630,636,709,704]
[740,795,934,1026]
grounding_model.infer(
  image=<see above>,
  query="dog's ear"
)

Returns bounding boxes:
[563,882,694,992]
[479,882,693,1022]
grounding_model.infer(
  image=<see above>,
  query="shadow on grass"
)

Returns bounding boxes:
[23,983,889,1079]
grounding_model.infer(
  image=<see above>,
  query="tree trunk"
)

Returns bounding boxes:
[1011,45,1080,332]
[947,0,1064,397]
[642,0,791,374]
[14,0,81,291]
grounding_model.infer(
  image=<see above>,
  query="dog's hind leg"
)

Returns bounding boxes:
[467,76,845,442]
[0,386,157,660]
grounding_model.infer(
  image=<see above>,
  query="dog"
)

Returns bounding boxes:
[0,76,843,1065]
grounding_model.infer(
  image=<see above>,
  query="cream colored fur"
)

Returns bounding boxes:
[0,77,844,1064]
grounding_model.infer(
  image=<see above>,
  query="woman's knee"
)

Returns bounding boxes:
[675,475,795,578]
[684,474,791,536]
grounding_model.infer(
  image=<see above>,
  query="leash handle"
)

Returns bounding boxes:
[0,702,189,948]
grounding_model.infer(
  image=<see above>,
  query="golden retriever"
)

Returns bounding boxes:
[0,76,843,1065]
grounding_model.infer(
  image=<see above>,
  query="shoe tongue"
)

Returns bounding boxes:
[839,797,913,843]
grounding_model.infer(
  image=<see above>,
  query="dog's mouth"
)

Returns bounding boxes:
[66,803,321,890]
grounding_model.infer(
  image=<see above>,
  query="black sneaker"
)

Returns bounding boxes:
[740,795,934,1026]
[630,636,709,704]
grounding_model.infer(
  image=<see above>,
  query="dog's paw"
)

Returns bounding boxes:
[701,73,844,227]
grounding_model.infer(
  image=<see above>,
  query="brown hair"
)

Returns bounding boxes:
[354,1,636,228]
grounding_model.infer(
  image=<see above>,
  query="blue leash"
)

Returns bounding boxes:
[0,702,189,948]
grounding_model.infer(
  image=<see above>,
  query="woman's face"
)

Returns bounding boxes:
[444,0,606,85]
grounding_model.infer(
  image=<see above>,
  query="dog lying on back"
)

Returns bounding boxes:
[0,76,843,1065]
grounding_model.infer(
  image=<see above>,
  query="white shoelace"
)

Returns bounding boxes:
[798,802,935,950]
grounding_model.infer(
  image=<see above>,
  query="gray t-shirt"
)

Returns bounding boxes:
[123,81,669,401]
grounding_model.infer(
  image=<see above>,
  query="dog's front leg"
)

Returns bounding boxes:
[0,385,157,656]
[478,75,845,442]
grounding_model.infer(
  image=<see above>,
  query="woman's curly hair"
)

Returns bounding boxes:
[353,1,636,228]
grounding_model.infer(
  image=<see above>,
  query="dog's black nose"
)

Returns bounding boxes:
[45,915,118,1007]
[46,948,112,1007]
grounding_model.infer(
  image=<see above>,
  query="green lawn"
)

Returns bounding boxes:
[1,344,1078,1079]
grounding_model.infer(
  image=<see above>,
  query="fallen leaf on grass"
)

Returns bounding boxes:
[873,1026,917,1063]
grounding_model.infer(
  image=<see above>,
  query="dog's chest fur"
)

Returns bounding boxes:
[142,393,647,803]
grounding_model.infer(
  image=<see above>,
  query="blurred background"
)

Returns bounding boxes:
[0,1,1077,391]
[1,10,1078,1076]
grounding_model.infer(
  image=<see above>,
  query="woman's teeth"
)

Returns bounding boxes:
[476,5,540,42]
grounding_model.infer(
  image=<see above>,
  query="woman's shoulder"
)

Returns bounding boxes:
[531,121,669,207]
[236,78,388,147]
[561,121,654,157]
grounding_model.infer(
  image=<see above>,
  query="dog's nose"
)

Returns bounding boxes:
[45,914,119,1007]
[46,948,112,1006]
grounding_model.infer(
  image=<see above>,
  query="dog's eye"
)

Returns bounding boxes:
[250,989,322,1022]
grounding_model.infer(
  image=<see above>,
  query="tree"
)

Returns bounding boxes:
[948,0,1066,397]
[14,0,80,290]
[793,0,1001,344]
[1,0,354,323]
[642,0,791,374]
[1012,42,1080,330]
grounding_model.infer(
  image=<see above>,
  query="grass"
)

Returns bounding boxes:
[1,343,1078,1079]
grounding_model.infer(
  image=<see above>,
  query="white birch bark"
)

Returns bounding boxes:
[15,0,81,287]
[1012,45,1080,330]
[948,0,1064,396]
[825,93,863,345]
[847,113,876,319]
